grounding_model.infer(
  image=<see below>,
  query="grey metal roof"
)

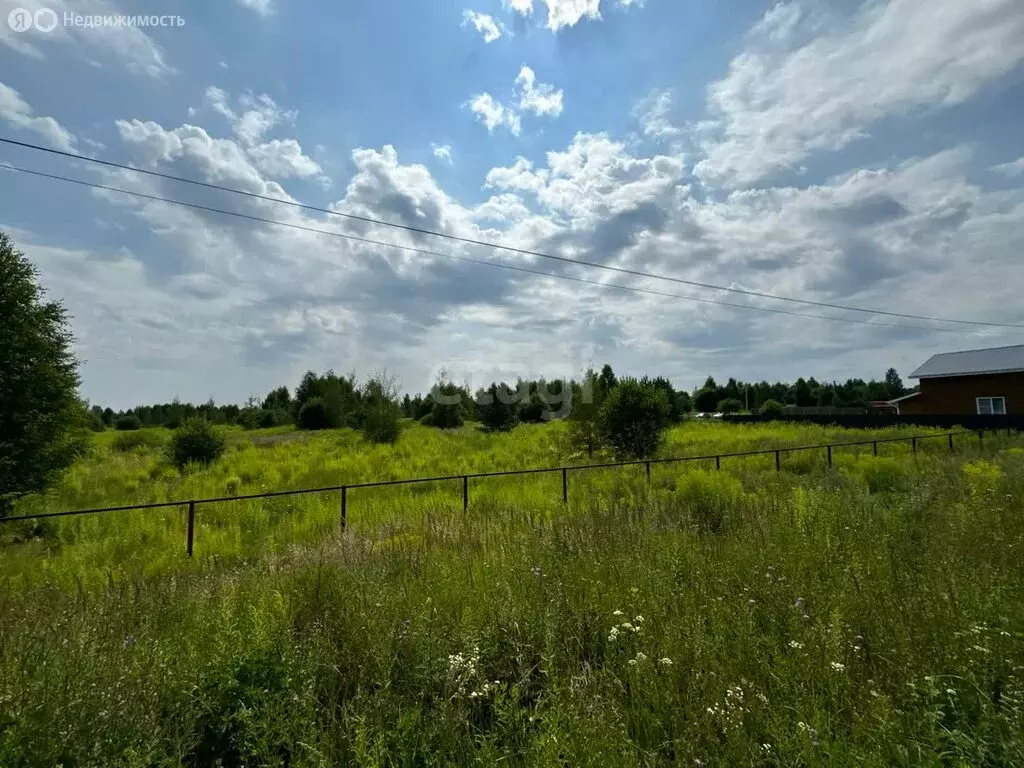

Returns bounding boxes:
[910,344,1024,379]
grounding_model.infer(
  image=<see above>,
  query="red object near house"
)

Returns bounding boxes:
[891,344,1024,415]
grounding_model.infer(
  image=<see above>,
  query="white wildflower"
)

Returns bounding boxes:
[830,662,846,672]
[612,610,624,617]
[659,658,672,666]
[789,640,804,649]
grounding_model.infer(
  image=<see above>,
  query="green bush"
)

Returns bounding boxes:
[115,414,142,431]
[759,399,784,417]
[717,398,744,414]
[112,430,168,453]
[361,375,401,444]
[298,398,330,431]
[169,418,225,469]
[599,378,669,458]
[477,383,518,432]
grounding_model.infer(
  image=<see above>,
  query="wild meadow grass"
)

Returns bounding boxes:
[1,422,1023,765]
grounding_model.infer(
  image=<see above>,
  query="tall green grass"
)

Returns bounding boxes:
[1,422,1022,765]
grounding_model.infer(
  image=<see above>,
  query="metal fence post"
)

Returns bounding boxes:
[949,433,954,452]
[775,450,781,471]
[827,445,832,468]
[646,462,651,484]
[562,468,568,504]
[340,486,347,532]
[873,441,878,456]
[978,429,984,447]
[186,501,195,558]
[463,476,469,512]
[912,437,917,454]
[716,455,721,471]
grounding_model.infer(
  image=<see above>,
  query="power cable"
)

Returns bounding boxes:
[0,162,1016,337]
[3,136,1022,330]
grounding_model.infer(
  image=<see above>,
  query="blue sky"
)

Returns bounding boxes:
[2,0,1024,408]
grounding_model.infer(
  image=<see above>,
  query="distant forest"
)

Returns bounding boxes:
[88,365,910,431]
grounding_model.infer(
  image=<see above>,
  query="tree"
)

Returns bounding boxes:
[598,378,670,459]
[298,398,330,431]
[598,364,618,397]
[169,418,225,469]
[424,378,465,429]
[884,368,904,399]
[760,399,784,417]
[717,398,744,414]
[792,378,814,407]
[115,414,142,431]
[361,372,401,444]
[694,387,720,413]
[0,232,90,513]
[567,369,605,458]
[477,382,518,432]
[262,386,291,413]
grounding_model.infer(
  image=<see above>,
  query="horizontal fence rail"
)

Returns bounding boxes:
[0,429,1017,557]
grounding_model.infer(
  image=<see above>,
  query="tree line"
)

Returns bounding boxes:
[1,228,913,513]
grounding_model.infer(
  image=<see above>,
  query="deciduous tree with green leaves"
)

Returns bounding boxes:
[0,231,89,514]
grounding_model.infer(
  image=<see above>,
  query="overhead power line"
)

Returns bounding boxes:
[1,162,1014,338]
[2,135,1022,331]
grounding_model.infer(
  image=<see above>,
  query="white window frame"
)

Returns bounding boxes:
[976,397,1007,415]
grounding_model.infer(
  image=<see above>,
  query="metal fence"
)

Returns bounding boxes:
[0,429,1015,558]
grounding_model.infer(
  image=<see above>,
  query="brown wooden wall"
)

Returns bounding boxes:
[899,372,1024,415]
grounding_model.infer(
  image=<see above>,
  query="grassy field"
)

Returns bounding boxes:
[2,421,1023,765]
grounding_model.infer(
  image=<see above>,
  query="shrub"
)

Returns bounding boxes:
[717,398,744,414]
[170,418,225,469]
[361,374,401,444]
[424,383,465,429]
[598,378,669,459]
[298,398,330,431]
[477,383,518,432]
[115,414,142,431]
[112,430,168,453]
[760,400,784,417]
[239,408,291,431]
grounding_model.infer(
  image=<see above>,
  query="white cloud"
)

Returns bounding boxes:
[543,0,601,31]
[468,93,521,135]
[695,0,1024,187]
[204,88,297,146]
[432,144,454,164]
[503,0,534,15]
[247,139,323,179]
[991,157,1024,178]
[237,0,275,15]
[634,89,680,139]
[0,81,76,150]
[515,66,564,117]
[466,66,563,134]
[462,10,505,43]
[0,0,172,77]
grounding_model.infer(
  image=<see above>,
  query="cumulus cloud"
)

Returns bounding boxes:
[503,0,642,32]
[462,10,505,43]
[467,66,563,134]
[695,0,1024,187]
[432,144,454,164]
[0,81,76,150]
[191,88,323,180]
[515,66,564,117]
[634,89,680,139]
[467,93,522,135]
[502,0,534,15]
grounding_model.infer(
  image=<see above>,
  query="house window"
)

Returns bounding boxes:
[976,397,1007,415]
